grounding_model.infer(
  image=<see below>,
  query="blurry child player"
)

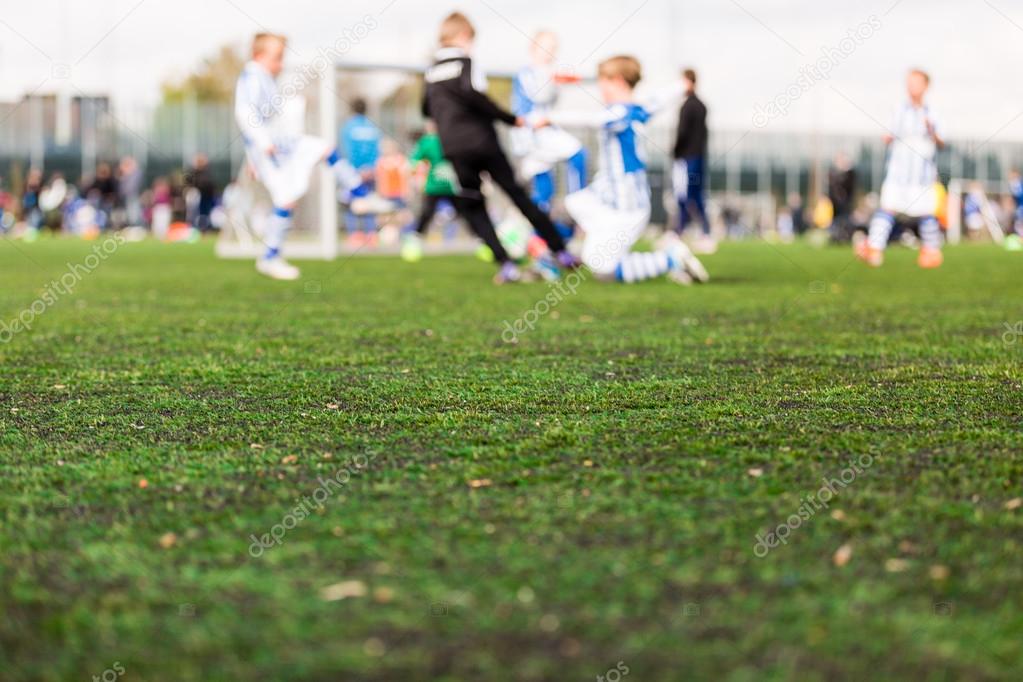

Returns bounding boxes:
[341,99,381,246]
[373,139,413,245]
[235,32,363,280]
[1008,171,1023,251]
[423,12,581,285]
[511,31,586,216]
[534,56,709,285]
[403,122,459,263]
[856,69,945,269]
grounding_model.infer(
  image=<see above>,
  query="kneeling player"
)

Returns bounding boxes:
[857,69,945,269]
[539,56,708,285]
[235,33,363,280]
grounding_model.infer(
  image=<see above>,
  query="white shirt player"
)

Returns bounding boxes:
[511,64,583,181]
[234,61,332,208]
[880,101,943,217]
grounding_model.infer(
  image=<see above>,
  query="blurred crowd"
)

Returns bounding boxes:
[0,154,223,240]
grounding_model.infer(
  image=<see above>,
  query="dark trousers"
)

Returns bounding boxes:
[448,148,567,264]
[416,194,446,235]
[675,156,711,236]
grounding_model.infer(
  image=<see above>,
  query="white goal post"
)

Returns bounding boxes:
[946,179,1010,245]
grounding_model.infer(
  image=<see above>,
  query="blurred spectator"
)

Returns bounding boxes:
[341,99,381,243]
[341,99,381,173]
[86,163,119,230]
[828,152,857,242]
[187,153,218,232]
[119,156,144,227]
[376,139,410,206]
[149,177,173,240]
[0,176,9,233]
[787,192,807,235]
[22,168,44,230]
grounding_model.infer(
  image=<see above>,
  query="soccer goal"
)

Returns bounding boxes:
[217,61,521,261]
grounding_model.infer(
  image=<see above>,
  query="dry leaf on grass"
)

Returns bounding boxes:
[469,479,493,489]
[158,532,178,549]
[1004,498,1022,511]
[321,580,367,602]
[885,558,910,573]
[747,468,764,478]
[833,544,853,567]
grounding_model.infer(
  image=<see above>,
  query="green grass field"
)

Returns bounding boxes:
[2,238,1021,681]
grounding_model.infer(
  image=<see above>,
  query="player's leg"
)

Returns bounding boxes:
[448,155,520,283]
[687,157,712,237]
[485,151,578,268]
[257,205,301,281]
[324,149,364,197]
[673,159,692,233]
[417,194,440,235]
[859,210,894,267]
[532,171,556,212]
[246,151,303,280]
[567,149,587,195]
[402,194,440,263]
[566,190,647,281]
[917,216,944,268]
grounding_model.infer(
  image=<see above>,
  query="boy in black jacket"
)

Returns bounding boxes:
[423,12,581,284]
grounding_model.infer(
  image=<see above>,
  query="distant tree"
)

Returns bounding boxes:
[161,45,245,104]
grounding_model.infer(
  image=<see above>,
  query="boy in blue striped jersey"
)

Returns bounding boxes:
[1007,171,1023,251]
[536,56,708,285]
[857,69,945,269]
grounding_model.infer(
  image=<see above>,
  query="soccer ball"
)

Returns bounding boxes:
[496,214,532,261]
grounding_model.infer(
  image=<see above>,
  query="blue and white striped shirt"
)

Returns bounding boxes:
[886,101,943,190]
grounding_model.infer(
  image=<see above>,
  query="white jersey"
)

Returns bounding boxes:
[885,101,942,189]
[513,64,559,121]
[235,62,281,153]
[880,101,943,216]
[233,61,331,207]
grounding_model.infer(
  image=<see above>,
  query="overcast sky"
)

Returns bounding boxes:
[0,0,1021,141]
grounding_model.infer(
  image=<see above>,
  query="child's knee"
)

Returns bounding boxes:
[582,245,619,277]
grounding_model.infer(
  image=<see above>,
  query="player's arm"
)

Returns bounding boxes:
[926,117,945,150]
[458,60,519,126]
[234,74,275,155]
[675,100,693,153]
[641,80,686,117]
[546,106,628,130]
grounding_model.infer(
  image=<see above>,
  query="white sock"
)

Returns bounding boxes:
[919,216,943,250]
[264,208,292,259]
[868,212,895,251]
[615,251,671,283]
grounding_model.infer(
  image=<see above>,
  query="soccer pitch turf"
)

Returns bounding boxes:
[1,239,1021,681]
